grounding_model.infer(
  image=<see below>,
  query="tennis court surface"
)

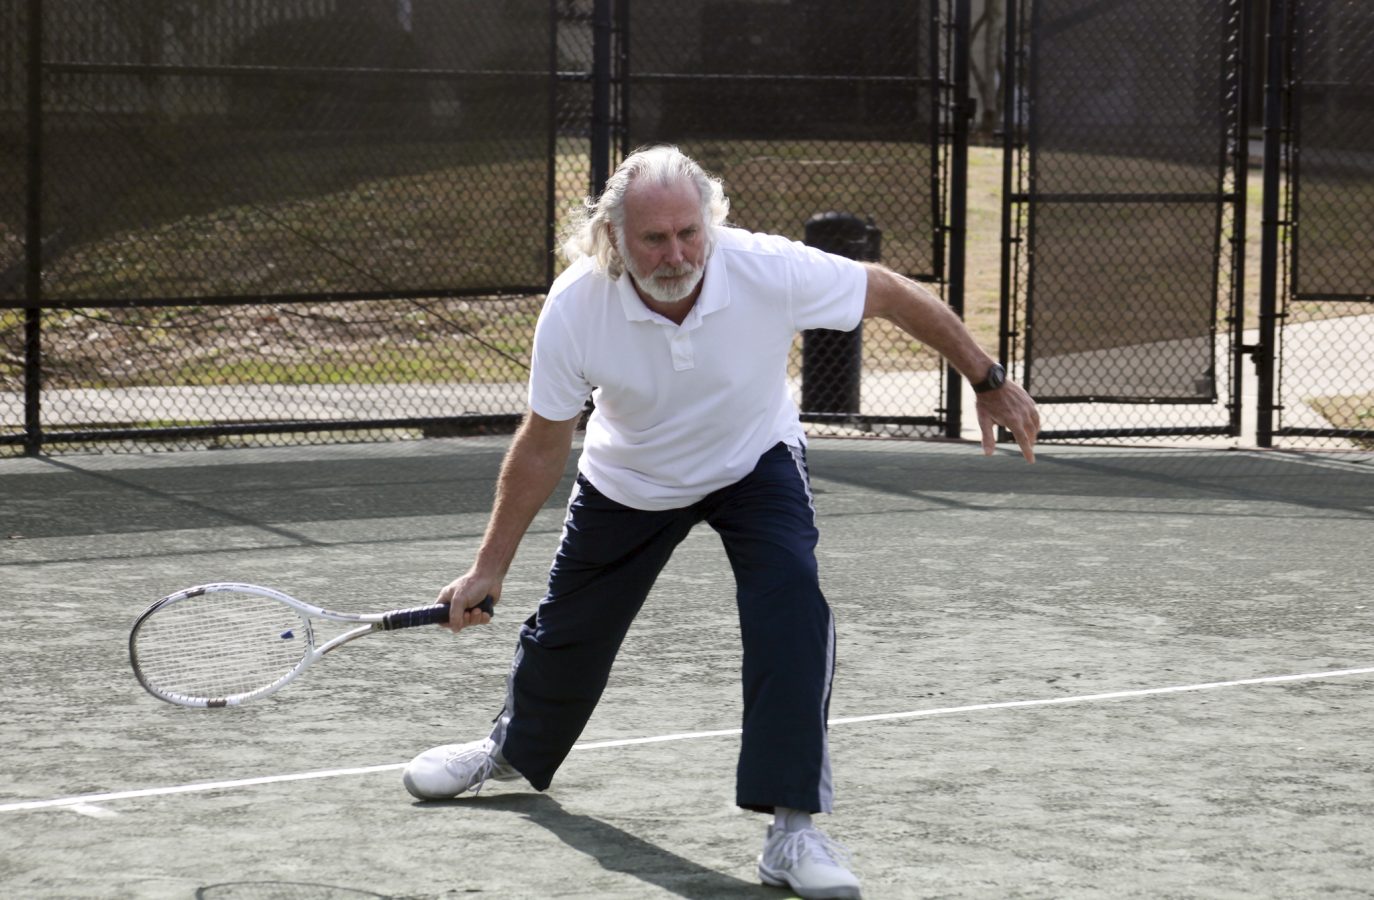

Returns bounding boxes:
[3,437,1372,899]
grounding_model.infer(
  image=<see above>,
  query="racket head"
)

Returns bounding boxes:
[129,583,315,708]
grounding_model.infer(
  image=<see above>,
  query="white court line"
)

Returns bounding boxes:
[0,763,404,814]
[3,665,1371,815]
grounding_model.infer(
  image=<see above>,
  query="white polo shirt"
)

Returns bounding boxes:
[529,226,867,510]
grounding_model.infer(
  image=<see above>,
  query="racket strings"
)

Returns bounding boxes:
[132,591,309,702]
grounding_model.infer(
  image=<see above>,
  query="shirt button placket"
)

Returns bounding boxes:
[669,331,694,371]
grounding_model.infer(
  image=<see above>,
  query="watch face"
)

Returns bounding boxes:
[976,364,1006,392]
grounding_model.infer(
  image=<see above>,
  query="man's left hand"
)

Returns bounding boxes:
[976,381,1040,462]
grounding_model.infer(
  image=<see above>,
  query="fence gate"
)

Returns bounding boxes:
[617,0,958,438]
[1263,0,1374,448]
[1002,0,1248,441]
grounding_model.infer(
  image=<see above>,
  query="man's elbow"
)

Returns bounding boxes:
[861,263,903,320]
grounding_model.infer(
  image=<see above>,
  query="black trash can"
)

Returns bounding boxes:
[801,213,881,415]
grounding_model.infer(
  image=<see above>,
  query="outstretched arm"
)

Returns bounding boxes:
[437,409,581,631]
[862,263,1040,462]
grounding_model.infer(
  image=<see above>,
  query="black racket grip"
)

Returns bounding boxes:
[381,595,494,630]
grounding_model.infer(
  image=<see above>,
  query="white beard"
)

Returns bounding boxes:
[630,262,704,304]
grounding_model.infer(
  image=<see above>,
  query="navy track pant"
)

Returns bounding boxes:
[495,442,836,814]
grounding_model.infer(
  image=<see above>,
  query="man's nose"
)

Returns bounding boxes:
[662,238,685,265]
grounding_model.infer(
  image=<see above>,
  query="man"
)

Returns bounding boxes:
[403,146,1039,900]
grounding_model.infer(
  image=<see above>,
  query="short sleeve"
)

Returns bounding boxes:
[785,241,868,333]
[527,301,593,421]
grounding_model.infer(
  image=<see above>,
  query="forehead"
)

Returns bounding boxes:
[622,177,704,235]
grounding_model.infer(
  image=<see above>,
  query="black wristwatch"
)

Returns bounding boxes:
[972,363,1006,394]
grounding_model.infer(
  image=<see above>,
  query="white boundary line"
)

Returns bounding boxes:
[3,665,1371,815]
[0,764,405,814]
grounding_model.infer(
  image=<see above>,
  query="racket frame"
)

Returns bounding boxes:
[129,582,482,709]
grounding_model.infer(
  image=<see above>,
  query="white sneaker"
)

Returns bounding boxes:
[402,738,521,800]
[757,825,862,900]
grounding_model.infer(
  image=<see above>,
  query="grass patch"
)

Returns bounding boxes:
[10,298,539,392]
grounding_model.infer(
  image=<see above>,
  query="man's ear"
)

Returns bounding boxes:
[605,223,624,263]
[604,223,626,278]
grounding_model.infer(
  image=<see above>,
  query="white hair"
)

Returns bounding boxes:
[559,145,730,278]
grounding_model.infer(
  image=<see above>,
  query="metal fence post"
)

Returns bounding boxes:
[998,0,1020,392]
[589,0,613,196]
[945,0,972,439]
[802,212,880,415]
[1228,0,1253,441]
[23,0,44,456]
[1255,0,1289,449]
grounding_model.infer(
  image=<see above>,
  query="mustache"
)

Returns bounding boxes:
[652,262,698,279]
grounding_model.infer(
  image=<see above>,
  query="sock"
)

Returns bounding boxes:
[773,807,814,833]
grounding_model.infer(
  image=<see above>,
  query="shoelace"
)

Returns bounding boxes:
[772,828,854,869]
[442,744,509,797]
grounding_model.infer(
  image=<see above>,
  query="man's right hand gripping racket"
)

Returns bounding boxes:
[128,582,493,708]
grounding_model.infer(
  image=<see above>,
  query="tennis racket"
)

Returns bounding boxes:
[129,582,494,708]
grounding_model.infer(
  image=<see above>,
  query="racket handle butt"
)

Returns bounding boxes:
[380,595,495,630]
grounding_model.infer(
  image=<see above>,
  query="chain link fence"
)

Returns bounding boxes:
[1003,0,1245,441]
[0,1,576,452]
[5,1,1374,456]
[1275,0,1374,449]
[2,0,958,454]
[28,0,554,302]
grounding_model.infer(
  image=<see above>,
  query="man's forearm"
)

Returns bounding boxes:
[861,264,996,380]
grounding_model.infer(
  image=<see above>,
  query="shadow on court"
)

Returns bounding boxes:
[424,794,774,899]
[1,437,1372,899]
[1,444,520,541]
